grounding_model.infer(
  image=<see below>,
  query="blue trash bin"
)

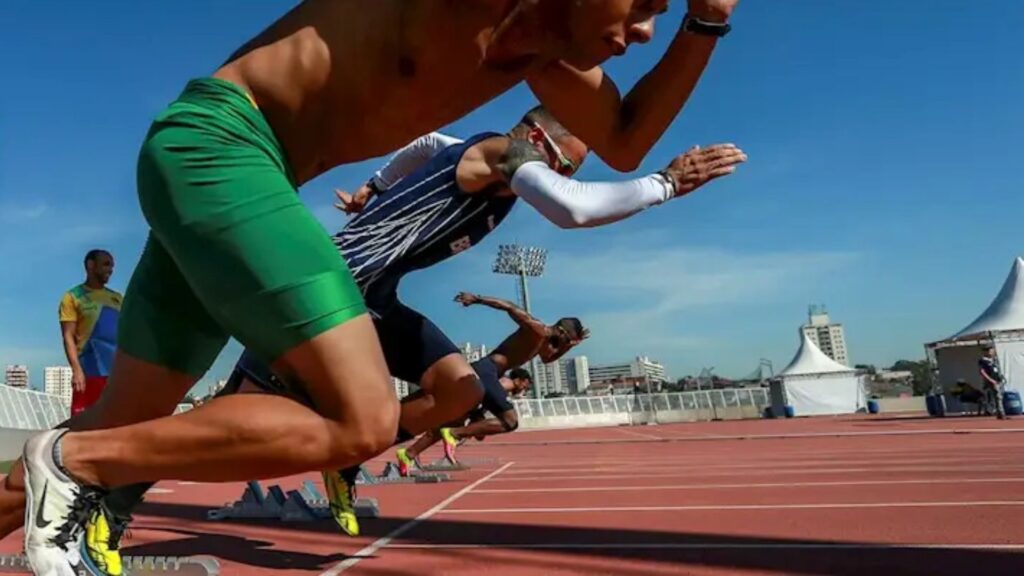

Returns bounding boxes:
[933,394,947,417]
[867,399,880,414]
[784,405,795,418]
[1004,391,1023,416]
[925,395,936,416]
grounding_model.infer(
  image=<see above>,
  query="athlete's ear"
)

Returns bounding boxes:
[527,127,545,148]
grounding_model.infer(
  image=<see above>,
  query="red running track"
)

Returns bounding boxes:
[3,413,1024,575]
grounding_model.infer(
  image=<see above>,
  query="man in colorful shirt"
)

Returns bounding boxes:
[59,250,122,415]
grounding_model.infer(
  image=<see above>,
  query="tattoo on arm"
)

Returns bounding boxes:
[496,139,548,182]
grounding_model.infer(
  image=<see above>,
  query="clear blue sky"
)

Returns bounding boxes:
[2,1,1022,391]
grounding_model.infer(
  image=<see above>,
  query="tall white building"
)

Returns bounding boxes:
[459,342,488,363]
[44,366,73,405]
[565,356,590,395]
[392,377,411,399]
[5,365,28,389]
[588,356,668,388]
[801,305,849,366]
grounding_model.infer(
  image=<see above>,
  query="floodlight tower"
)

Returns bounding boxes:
[493,244,548,399]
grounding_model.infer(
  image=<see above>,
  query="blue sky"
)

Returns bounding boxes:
[1,1,1022,391]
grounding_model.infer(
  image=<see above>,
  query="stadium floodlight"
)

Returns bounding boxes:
[493,244,549,398]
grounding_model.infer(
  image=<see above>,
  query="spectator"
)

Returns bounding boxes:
[978,346,1006,420]
[58,249,121,415]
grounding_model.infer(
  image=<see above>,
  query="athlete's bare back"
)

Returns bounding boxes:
[214,0,738,184]
[214,0,536,183]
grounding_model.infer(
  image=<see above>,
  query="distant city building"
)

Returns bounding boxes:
[459,342,488,363]
[533,360,565,398]
[43,366,73,405]
[589,356,668,388]
[392,377,411,399]
[585,375,661,396]
[801,305,850,366]
[565,356,590,395]
[209,379,229,397]
[5,365,29,389]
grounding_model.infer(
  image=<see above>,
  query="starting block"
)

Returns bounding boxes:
[420,456,498,471]
[419,458,471,472]
[355,463,450,485]
[207,480,379,522]
[0,554,219,575]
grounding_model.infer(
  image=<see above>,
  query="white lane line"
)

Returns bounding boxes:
[472,477,1024,494]
[484,463,1024,482]
[615,427,664,440]
[385,543,1024,551]
[437,500,1024,515]
[319,462,514,575]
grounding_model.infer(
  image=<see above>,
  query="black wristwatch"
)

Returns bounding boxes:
[682,14,732,38]
[366,179,384,196]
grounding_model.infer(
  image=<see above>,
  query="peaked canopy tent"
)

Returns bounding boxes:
[927,256,1024,409]
[770,331,867,416]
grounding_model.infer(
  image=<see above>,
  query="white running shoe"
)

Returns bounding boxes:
[23,428,104,576]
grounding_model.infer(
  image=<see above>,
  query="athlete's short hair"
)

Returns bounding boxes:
[508,367,533,382]
[84,249,112,267]
[555,317,585,342]
[520,106,571,140]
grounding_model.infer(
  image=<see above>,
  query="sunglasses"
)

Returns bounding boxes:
[548,325,571,348]
[528,121,578,177]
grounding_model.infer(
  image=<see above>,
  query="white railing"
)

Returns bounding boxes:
[513,388,770,428]
[3,388,770,433]
[0,386,70,430]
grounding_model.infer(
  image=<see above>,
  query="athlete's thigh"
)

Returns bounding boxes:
[271,315,397,426]
[137,92,367,368]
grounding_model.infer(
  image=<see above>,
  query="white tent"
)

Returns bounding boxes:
[927,256,1024,408]
[771,331,867,416]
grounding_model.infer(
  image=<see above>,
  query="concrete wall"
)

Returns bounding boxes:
[876,396,927,413]
[0,428,34,461]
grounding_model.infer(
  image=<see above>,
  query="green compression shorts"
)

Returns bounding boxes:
[119,77,366,377]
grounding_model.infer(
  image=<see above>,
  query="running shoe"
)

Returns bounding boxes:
[23,428,105,575]
[439,428,459,464]
[322,469,360,537]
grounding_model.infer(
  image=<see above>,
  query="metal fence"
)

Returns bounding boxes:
[513,388,771,421]
[0,386,69,431]
[0,386,772,432]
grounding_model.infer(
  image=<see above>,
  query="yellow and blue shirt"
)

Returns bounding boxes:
[58,284,122,377]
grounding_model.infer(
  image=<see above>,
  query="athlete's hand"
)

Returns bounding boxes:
[663,143,746,199]
[334,185,373,215]
[688,0,738,22]
[72,367,86,393]
[454,292,480,307]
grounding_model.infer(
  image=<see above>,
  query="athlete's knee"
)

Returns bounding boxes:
[500,411,519,433]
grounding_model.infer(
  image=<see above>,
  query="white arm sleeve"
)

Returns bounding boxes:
[509,162,676,229]
[370,132,464,189]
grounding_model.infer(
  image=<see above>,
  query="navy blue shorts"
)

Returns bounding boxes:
[472,357,515,416]
[231,297,458,394]
[373,299,460,384]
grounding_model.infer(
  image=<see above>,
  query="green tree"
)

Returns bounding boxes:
[890,360,934,395]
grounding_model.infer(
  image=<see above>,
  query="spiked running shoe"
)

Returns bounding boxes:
[439,428,459,464]
[83,503,132,576]
[395,448,416,477]
[322,469,360,537]
[23,428,105,575]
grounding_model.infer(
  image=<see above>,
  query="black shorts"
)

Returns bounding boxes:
[472,357,515,416]
[373,299,460,384]
[230,296,458,394]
